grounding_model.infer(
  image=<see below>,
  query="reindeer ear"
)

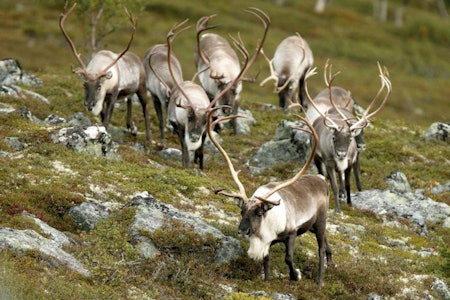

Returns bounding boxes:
[262,202,275,213]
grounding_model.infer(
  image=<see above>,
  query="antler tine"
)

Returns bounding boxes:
[324,60,348,122]
[207,107,249,202]
[304,67,340,130]
[240,7,270,78]
[260,114,319,200]
[259,48,278,89]
[59,2,88,76]
[95,6,137,80]
[166,19,194,108]
[196,15,217,67]
[350,62,392,131]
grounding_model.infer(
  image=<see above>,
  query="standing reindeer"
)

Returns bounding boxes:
[259,33,314,111]
[143,44,184,143]
[163,8,269,169]
[59,3,151,141]
[194,14,249,134]
[304,63,392,213]
[209,112,332,285]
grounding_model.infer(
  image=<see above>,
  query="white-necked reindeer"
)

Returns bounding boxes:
[259,33,314,112]
[59,3,151,141]
[208,111,332,285]
[163,8,269,169]
[143,44,184,143]
[304,63,392,213]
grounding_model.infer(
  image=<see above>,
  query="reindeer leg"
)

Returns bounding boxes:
[126,95,137,136]
[103,93,117,129]
[326,165,341,213]
[285,234,301,281]
[345,166,352,206]
[338,170,346,203]
[299,73,307,108]
[152,94,165,141]
[137,86,151,142]
[263,255,271,281]
[354,152,362,192]
[194,133,206,170]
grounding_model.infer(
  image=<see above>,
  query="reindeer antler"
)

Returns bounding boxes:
[207,107,249,202]
[349,62,391,131]
[94,7,137,80]
[59,2,88,77]
[166,19,193,108]
[303,67,341,131]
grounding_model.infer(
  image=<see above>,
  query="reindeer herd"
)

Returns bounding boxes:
[59,3,392,286]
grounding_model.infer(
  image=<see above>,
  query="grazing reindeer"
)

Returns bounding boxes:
[164,8,269,169]
[259,33,314,111]
[194,12,261,134]
[304,63,392,213]
[143,44,184,142]
[209,112,332,285]
[59,3,151,141]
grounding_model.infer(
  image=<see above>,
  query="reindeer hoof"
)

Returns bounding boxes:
[290,269,301,281]
[128,122,138,136]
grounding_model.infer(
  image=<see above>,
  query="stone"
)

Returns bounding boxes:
[128,192,242,264]
[424,122,449,142]
[68,202,110,231]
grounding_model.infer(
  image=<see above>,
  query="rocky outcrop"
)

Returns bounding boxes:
[247,119,311,174]
[352,171,450,235]
[424,122,449,142]
[127,192,242,264]
[0,212,89,276]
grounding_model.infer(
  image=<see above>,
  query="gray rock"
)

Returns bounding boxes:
[13,106,44,124]
[0,227,89,276]
[352,189,450,233]
[273,293,297,300]
[0,58,42,87]
[247,120,311,174]
[431,277,450,300]
[367,293,383,300]
[431,181,450,195]
[158,147,182,160]
[66,112,91,127]
[128,192,242,264]
[44,114,66,125]
[50,125,120,160]
[385,171,411,193]
[424,122,449,142]
[22,211,73,247]
[68,202,110,231]
[4,136,26,151]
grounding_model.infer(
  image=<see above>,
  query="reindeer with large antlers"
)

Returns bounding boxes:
[164,8,269,169]
[259,33,314,112]
[304,62,392,213]
[59,2,151,141]
[208,111,332,285]
[194,10,269,134]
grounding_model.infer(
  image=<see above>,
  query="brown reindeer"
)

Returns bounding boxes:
[59,2,151,141]
[209,111,332,285]
[304,62,392,213]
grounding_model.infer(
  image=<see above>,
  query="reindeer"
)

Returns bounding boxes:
[59,3,151,141]
[194,14,251,134]
[143,44,184,143]
[208,111,332,285]
[164,8,269,169]
[304,63,392,213]
[259,33,314,112]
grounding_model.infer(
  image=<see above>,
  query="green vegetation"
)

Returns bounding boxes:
[0,0,449,299]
